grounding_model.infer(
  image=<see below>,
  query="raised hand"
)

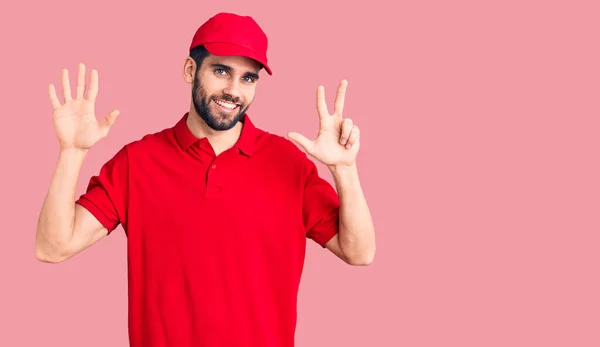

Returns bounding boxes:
[288,80,360,167]
[49,63,120,150]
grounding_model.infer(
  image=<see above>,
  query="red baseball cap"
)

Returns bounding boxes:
[189,12,272,75]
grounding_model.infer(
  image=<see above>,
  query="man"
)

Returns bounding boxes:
[36,12,375,347]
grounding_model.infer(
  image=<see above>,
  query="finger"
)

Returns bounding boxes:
[316,85,329,119]
[287,132,314,154]
[87,69,98,101]
[340,118,353,145]
[76,63,86,99]
[345,125,360,149]
[98,110,120,137]
[48,84,61,110]
[61,68,72,102]
[334,79,347,117]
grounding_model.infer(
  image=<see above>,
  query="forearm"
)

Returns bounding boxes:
[329,163,376,265]
[36,148,88,261]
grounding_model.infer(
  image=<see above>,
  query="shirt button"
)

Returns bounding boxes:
[211,164,216,169]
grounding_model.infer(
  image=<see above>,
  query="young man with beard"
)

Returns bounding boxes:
[35,12,376,347]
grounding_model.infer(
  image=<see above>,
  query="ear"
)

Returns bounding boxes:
[183,57,196,85]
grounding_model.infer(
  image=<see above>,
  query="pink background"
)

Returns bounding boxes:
[1,0,600,346]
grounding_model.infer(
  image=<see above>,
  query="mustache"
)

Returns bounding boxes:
[211,94,241,105]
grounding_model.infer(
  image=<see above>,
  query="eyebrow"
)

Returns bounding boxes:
[211,63,260,80]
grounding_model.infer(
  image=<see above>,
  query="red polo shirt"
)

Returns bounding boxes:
[75,112,340,347]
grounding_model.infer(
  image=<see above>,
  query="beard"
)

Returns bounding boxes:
[192,73,250,131]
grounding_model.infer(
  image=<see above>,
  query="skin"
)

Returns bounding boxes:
[36,53,376,266]
[181,53,261,156]
[287,81,376,265]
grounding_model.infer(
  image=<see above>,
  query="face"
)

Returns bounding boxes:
[191,54,261,131]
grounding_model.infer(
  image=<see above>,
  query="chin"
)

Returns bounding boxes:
[206,115,241,131]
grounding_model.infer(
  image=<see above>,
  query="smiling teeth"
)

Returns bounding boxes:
[215,100,237,109]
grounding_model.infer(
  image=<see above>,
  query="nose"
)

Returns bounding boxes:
[222,79,242,101]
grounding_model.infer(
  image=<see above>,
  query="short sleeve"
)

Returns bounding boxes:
[302,158,340,248]
[75,146,129,234]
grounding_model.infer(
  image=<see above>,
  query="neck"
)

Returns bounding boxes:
[187,108,243,156]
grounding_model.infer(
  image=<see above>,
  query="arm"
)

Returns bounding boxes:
[36,63,120,262]
[324,163,376,265]
[288,79,376,265]
[35,149,108,263]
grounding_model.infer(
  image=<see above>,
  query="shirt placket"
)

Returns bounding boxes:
[205,156,223,199]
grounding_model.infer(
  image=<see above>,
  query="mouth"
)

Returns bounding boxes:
[213,99,240,113]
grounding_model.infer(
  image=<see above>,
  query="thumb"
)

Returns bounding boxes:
[287,132,313,153]
[98,109,120,137]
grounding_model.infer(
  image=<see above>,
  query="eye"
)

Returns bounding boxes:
[243,76,255,83]
[215,68,226,75]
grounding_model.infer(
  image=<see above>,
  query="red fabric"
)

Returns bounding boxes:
[76,112,339,347]
[189,12,272,75]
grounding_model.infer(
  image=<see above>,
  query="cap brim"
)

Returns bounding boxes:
[204,42,272,75]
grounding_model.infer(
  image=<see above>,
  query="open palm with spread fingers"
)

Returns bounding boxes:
[288,80,360,167]
[49,63,120,150]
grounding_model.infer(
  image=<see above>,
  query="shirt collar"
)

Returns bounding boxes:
[174,112,260,156]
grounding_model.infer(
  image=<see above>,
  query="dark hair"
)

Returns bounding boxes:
[189,45,210,73]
